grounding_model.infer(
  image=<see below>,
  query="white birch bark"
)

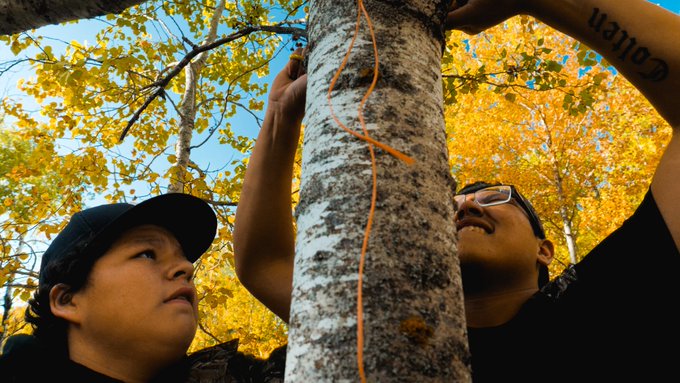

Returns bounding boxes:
[168,0,224,194]
[286,0,471,381]
[561,214,577,264]
[0,0,145,35]
[555,172,577,263]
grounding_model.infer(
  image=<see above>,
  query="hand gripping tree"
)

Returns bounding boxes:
[286,0,471,381]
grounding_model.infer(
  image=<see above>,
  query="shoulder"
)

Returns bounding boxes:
[538,189,680,308]
[576,189,678,278]
[0,335,57,382]
[185,339,286,383]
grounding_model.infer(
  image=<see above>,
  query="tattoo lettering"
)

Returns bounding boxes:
[588,8,669,82]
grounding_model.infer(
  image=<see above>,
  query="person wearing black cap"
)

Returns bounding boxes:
[0,193,285,382]
[233,0,680,381]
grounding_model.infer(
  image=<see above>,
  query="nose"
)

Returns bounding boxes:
[454,195,484,222]
[168,256,195,282]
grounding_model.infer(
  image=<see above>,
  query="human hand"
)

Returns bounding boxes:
[445,0,530,34]
[267,47,308,126]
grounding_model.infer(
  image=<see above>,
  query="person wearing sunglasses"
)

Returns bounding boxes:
[234,0,680,380]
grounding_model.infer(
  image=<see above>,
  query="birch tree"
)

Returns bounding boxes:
[286,0,471,381]
[0,0,146,35]
[1,0,305,355]
[167,0,225,194]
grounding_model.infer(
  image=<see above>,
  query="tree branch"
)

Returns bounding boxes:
[198,320,225,344]
[119,22,306,141]
[202,198,238,207]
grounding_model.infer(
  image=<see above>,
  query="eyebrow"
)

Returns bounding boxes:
[129,236,167,246]
[118,229,176,249]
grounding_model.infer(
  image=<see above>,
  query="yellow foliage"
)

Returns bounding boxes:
[191,247,288,358]
[5,0,664,361]
[1,0,301,358]
[444,18,671,273]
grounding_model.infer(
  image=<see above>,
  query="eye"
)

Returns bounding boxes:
[477,190,510,205]
[136,250,156,260]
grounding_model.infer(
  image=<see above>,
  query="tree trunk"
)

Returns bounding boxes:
[286,1,471,381]
[168,0,224,194]
[561,214,577,264]
[0,0,145,35]
[2,272,15,339]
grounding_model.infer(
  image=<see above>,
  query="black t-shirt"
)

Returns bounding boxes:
[4,190,676,382]
[0,336,286,383]
[468,189,680,382]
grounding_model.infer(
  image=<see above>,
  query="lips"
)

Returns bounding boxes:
[456,218,493,234]
[165,286,196,306]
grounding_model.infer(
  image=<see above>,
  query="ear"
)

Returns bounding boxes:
[49,283,82,324]
[536,238,555,267]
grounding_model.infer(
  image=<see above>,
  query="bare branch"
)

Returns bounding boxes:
[202,198,238,207]
[197,321,225,344]
[0,59,31,77]
[119,22,307,141]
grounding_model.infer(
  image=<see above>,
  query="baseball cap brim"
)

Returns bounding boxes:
[81,193,217,264]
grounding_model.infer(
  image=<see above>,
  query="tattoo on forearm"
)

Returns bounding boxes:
[588,8,668,82]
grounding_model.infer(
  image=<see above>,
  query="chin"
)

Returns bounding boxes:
[157,322,197,355]
[177,324,198,350]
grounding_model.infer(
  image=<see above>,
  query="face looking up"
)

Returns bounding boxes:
[52,224,199,364]
[453,189,553,292]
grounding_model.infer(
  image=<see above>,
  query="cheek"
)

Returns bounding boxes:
[86,267,162,315]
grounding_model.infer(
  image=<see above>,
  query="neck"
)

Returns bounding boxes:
[68,334,169,383]
[464,286,538,328]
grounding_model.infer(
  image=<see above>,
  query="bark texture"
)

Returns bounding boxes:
[168,0,224,194]
[0,0,145,35]
[286,0,471,381]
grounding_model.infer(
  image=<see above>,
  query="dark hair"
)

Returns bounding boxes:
[25,235,98,350]
[456,181,550,287]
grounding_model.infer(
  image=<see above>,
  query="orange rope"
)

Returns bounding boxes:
[326,5,415,166]
[326,1,415,382]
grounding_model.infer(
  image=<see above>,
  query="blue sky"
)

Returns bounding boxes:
[0,5,301,204]
[656,0,680,12]
[0,0,679,202]
[2,0,678,137]
[0,0,678,317]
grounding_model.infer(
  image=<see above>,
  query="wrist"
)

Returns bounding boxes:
[265,104,304,130]
[521,0,585,30]
[261,105,303,151]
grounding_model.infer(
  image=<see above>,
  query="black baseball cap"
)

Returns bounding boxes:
[39,193,217,285]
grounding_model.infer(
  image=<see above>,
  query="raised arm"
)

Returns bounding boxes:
[447,0,680,247]
[233,51,307,322]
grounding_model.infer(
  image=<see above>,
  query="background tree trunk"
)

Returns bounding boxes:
[286,0,471,381]
[0,0,146,35]
[168,0,225,194]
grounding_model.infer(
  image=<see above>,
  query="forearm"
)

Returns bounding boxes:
[527,0,680,127]
[233,106,299,321]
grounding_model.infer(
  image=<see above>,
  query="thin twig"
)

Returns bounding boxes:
[198,321,224,344]
[202,198,238,207]
[119,23,306,141]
